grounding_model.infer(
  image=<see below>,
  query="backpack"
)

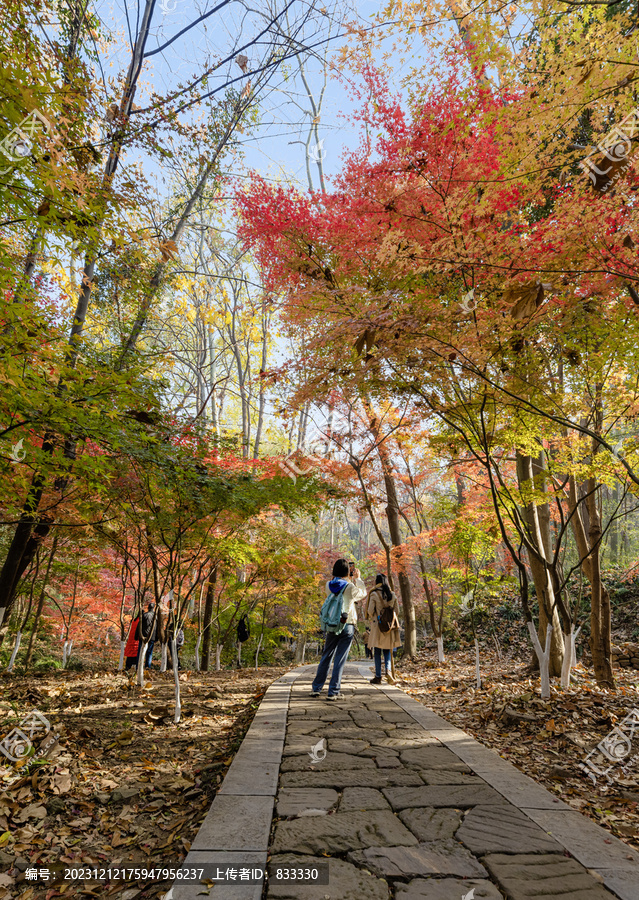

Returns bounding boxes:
[319,587,346,634]
[237,614,250,643]
[378,605,395,634]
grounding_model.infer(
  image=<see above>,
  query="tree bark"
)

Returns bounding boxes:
[515,450,564,676]
[23,533,59,671]
[201,567,217,672]
[363,403,417,658]
[586,475,615,688]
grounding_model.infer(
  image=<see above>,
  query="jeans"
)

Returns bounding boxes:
[374,647,391,677]
[145,641,155,668]
[312,625,355,696]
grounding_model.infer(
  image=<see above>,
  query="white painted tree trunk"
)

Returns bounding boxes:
[118,640,126,671]
[237,641,242,667]
[294,638,307,664]
[215,643,222,670]
[254,634,263,671]
[0,608,4,628]
[62,641,68,667]
[7,631,22,672]
[171,638,181,724]
[67,639,73,662]
[194,635,201,671]
[160,642,168,672]
[527,621,552,699]
[571,625,581,668]
[474,637,481,689]
[137,641,149,686]
[436,635,444,663]
[560,625,582,688]
[560,631,572,688]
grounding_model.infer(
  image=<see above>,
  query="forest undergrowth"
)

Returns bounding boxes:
[0,667,286,899]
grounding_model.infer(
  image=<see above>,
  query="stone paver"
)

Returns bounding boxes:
[348,839,488,878]
[271,808,418,854]
[482,852,614,899]
[281,751,375,771]
[276,788,338,817]
[398,806,463,841]
[191,794,273,850]
[396,878,504,900]
[280,768,423,788]
[383,783,507,809]
[329,738,370,753]
[400,745,473,770]
[172,663,639,900]
[456,803,563,854]
[339,787,391,811]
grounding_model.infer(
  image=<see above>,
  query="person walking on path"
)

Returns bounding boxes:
[363,626,373,659]
[365,573,401,684]
[141,601,158,668]
[124,615,141,671]
[311,558,366,700]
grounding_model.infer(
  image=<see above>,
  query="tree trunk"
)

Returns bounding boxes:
[383,477,417,658]
[527,621,552,699]
[295,637,307,664]
[0,516,53,644]
[23,533,59,671]
[201,568,216,672]
[253,303,269,458]
[254,633,263,671]
[7,631,22,672]
[363,401,417,657]
[586,476,615,688]
[515,450,564,676]
[560,625,581,688]
[171,638,181,724]
[419,552,444,661]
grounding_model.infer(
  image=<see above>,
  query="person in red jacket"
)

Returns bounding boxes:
[124,616,140,670]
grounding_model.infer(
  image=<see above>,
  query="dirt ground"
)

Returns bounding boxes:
[394,648,639,849]
[0,665,288,899]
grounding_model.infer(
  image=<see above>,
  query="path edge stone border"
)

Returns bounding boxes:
[168,668,305,900]
[357,664,639,900]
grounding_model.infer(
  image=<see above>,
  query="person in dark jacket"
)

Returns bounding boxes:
[141,601,158,668]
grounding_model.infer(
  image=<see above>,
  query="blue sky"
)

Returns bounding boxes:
[95,0,402,197]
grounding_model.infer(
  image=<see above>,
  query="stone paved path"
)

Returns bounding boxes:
[170,664,639,900]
